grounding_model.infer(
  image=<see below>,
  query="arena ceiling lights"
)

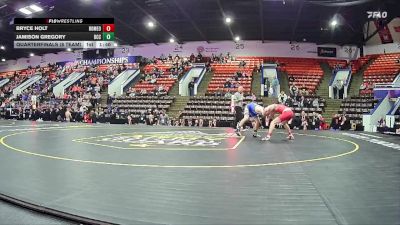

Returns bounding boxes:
[18,4,43,15]
[225,17,232,25]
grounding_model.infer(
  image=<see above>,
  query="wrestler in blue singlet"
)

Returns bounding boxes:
[246,102,259,118]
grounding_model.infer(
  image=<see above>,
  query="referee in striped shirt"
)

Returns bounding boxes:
[232,86,244,128]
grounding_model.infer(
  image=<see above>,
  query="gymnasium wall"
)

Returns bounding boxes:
[0,40,359,72]
[116,41,359,60]
[363,42,400,55]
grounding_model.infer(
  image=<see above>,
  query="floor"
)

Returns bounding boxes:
[0,120,399,225]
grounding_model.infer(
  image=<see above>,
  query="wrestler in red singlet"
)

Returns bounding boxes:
[262,104,294,141]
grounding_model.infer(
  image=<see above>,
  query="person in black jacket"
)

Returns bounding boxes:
[188,79,195,96]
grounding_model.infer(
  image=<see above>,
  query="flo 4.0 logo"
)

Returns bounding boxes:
[367,11,388,19]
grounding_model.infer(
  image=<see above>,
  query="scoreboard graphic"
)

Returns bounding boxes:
[13,18,115,49]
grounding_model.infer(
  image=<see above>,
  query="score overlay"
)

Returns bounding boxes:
[13,18,115,49]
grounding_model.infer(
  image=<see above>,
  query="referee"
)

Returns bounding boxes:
[232,86,244,128]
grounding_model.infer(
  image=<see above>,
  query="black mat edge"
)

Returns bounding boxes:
[0,192,117,225]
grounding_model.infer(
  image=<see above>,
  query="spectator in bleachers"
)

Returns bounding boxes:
[298,95,305,107]
[214,88,223,97]
[301,111,309,130]
[299,86,308,96]
[330,114,340,130]
[196,52,203,62]
[304,98,312,108]
[339,114,350,130]
[311,112,321,130]
[312,98,319,108]
[238,60,246,68]
[278,91,288,104]
[190,53,195,63]
[285,96,294,107]
[288,75,295,82]
[224,91,232,98]
[359,82,367,91]
[224,79,232,88]
[289,84,299,98]
[199,118,204,127]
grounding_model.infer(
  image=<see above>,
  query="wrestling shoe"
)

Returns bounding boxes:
[261,135,271,141]
[252,132,261,138]
[235,128,242,136]
[287,134,295,140]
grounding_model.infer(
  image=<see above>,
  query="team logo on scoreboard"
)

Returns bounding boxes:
[73,130,243,150]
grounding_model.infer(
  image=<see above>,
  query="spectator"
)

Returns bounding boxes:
[224,91,232,98]
[337,80,344,99]
[339,114,350,130]
[289,84,299,97]
[311,112,320,130]
[312,98,319,108]
[189,53,195,62]
[188,79,195,96]
[271,77,279,97]
[299,87,308,96]
[301,111,309,130]
[224,79,232,88]
[330,114,340,130]
[298,95,305,107]
[278,91,288,104]
[288,75,295,82]
[304,98,312,108]
[264,77,270,97]
[285,96,294,107]
[215,88,223,97]
[360,81,367,90]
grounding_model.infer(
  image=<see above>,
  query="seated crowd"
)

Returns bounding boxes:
[0,63,129,123]
[277,86,327,130]
[131,54,189,95]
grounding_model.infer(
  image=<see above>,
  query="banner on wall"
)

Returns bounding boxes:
[317,47,337,57]
[78,56,138,66]
[374,21,394,44]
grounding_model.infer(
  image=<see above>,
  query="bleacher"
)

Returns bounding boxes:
[111,96,175,119]
[350,55,374,74]
[277,58,324,93]
[181,96,263,127]
[290,95,326,116]
[132,63,180,94]
[207,63,254,95]
[360,53,400,95]
[338,96,378,123]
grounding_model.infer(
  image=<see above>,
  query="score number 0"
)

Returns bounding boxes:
[102,24,115,32]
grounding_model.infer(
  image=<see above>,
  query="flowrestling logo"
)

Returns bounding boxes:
[367,11,388,19]
[73,131,242,150]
